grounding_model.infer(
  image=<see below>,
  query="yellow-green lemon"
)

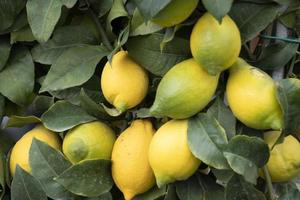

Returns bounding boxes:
[112,120,156,200]
[226,58,283,130]
[148,119,201,187]
[150,58,219,119]
[190,12,241,75]
[152,0,199,27]
[9,124,61,176]
[101,50,149,112]
[63,121,116,164]
[263,131,300,182]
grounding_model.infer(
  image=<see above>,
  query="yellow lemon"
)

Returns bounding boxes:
[148,119,201,187]
[112,120,155,200]
[63,121,116,164]
[226,58,283,130]
[150,58,219,119]
[101,50,149,112]
[263,131,300,182]
[9,124,61,176]
[152,0,199,27]
[190,12,241,75]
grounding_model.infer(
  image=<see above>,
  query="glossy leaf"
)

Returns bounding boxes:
[176,176,202,200]
[0,37,11,71]
[6,115,41,128]
[126,33,190,76]
[276,78,300,134]
[40,45,108,92]
[11,166,47,200]
[202,0,233,22]
[223,135,269,184]
[55,159,113,197]
[29,138,76,200]
[0,47,34,106]
[41,100,96,132]
[188,113,229,169]
[133,0,171,21]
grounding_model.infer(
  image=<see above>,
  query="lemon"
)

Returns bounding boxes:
[62,121,116,164]
[9,124,61,176]
[190,12,241,75]
[112,120,155,200]
[263,131,300,182]
[150,58,219,119]
[226,58,283,130]
[152,0,199,27]
[101,50,149,112]
[148,119,201,187]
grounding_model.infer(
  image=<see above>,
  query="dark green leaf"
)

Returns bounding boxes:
[134,186,167,200]
[41,100,96,132]
[31,95,54,114]
[188,113,229,169]
[202,0,233,22]
[6,116,41,128]
[106,0,128,35]
[40,45,108,92]
[55,159,113,197]
[223,135,269,184]
[164,184,179,200]
[0,47,34,106]
[0,95,4,119]
[0,132,14,154]
[176,176,202,200]
[225,174,266,200]
[197,174,225,200]
[276,182,300,200]
[10,26,35,44]
[133,0,171,21]
[0,0,26,31]
[0,37,11,71]
[255,42,299,70]
[276,78,300,134]
[11,166,47,200]
[26,0,76,43]
[126,33,191,76]
[229,2,280,43]
[31,25,99,65]
[89,0,113,17]
[29,138,76,200]
[207,98,236,139]
[0,150,6,199]
[211,169,234,185]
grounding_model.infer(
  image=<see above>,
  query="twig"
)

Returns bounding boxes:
[263,166,276,200]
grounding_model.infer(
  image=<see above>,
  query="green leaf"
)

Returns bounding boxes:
[0,0,26,31]
[0,37,11,71]
[211,169,234,185]
[223,135,269,184]
[276,182,300,200]
[11,166,47,200]
[26,0,77,43]
[6,115,41,128]
[130,9,163,36]
[31,95,54,114]
[207,98,236,139]
[0,47,34,106]
[41,100,96,132]
[134,186,167,200]
[197,174,225,200]
[255,42,299,70]
[126,33,191,76]
[29,138,76,200]
[176,176,203,200]
[89,0,113,17]
[0,94,5,119]
[164,184,179,200]
[133,0,172,21]
[106,0,129,36]
[10,26,35,44]
[202,0,233,23]
[276,78,300,134]
[55,159,113,197]
[188,113,229,169]
[0,150,6,199]
[31,25,99,65]
[40,45,108,92]
[229,2,280,43]
[225,174,266,200]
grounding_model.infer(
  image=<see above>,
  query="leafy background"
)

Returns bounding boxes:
[0,0,300,199]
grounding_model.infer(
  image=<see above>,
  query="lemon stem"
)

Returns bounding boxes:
[262,166,276,200]
[88,9,113,51]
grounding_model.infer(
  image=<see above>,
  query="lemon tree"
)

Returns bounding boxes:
[0,0,300,200]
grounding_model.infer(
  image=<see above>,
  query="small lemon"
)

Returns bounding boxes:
[263,131,300,182]
[101,50,149,112]
[148,119,201,187]
[190,12,241,75]
[150,58,219,119]
[62,121,116,164]
[226,58,283,130]
[9,124,61,176]
[152,0,199,27]
[112,120,155,200]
